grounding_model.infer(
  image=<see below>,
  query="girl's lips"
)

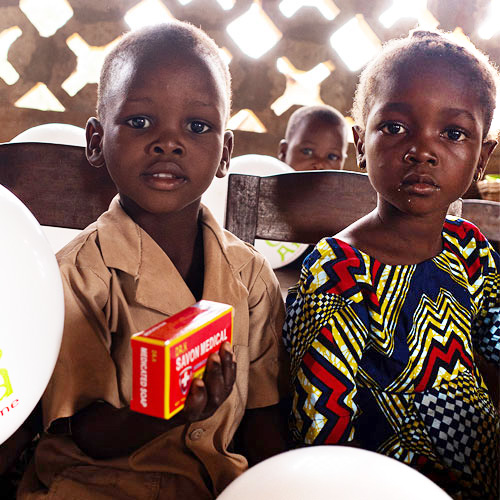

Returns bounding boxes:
[401,182,440,195]
[401,173,439,195]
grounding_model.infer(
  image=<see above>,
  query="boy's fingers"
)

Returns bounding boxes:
[186,347,236,421]
[204,352,225,407]
[184,378,207,421]
[219,342,236,389]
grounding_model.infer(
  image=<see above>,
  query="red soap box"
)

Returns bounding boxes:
[131,300,233,419]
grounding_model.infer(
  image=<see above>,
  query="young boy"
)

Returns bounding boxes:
[278,104,349,171]
[17,22,288,500]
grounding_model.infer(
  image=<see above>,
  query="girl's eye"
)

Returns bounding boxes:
[328,153,340,161]
[189,121,210,134]
[444,128,466,141]
[301,148,313,156]
[381,122,405,135]
[126,117,151,129]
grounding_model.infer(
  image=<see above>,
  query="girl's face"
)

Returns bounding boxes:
[354,60,496,218]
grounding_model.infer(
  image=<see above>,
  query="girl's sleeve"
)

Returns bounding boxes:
[283,240,370,445]
[472,243,500,366]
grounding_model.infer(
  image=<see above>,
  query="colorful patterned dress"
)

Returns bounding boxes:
[283,217,499,499]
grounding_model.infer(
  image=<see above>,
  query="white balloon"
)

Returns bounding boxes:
[202,155,308,269]
[0,185,64,444]
[230,154,292,176]
[10,123,86,147]
[218,446,452,500]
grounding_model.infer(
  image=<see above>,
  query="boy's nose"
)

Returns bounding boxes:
[150,135,185,157]
[403,145,438,166]
[311,156,329,170]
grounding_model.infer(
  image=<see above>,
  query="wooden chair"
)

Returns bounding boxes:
[0,142,116,230]
[225,170,378,245]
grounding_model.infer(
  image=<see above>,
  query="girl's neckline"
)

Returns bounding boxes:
[332,224,452,268]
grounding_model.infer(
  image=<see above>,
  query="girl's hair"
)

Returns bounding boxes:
[97,21,232,121]
[352,30,500,139]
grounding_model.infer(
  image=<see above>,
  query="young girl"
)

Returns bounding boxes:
[283,30,499,499]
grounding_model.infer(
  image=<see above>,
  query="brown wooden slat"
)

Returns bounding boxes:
[0,142,117,229]
[225,173,261,244]
[461,199,500,242]
[226,170,377,244]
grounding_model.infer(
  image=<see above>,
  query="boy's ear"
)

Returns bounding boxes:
[475,139,497,180]
[352,125,366,170]
[277,139,287,162]
[86,117,105,168]
[216,130,234,178]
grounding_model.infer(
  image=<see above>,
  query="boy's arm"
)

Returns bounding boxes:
[70,343,235,459]
[0,403,41,475]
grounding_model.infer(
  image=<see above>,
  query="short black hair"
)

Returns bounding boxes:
[352,29,500,139]
[97,21,232,121]
[285,105,348,142]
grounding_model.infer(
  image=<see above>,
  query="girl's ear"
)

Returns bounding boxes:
[352,125,366,169]
[86,118,105,168]
[475,139,497,181]
[216,130,234,178]
[277,140,288,162]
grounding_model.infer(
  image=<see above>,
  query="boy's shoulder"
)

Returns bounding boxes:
[56,220,110,280]
[200,205,269,271]
[200,205,280,293]
[56,198,133,280]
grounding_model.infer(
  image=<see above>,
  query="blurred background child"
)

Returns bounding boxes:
[278,105,349,171]
[283,30,500,499]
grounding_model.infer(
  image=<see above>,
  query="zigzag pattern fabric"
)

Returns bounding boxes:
[283,217,500,499]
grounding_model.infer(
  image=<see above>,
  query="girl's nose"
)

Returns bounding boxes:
[403,145,438,166]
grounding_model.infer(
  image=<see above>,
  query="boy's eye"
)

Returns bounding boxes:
[381,122,405,135]
[301,148,313,156]
[189,121,210,134]
[126,117,151,129]
[443,128,466,141]
[328,153,340,161]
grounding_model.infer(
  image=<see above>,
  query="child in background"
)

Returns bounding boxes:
[283,30,499,499]
[278,104,349,171]
[18,22,288,500]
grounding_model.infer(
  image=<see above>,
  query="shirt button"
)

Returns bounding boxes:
[189,428,204,441]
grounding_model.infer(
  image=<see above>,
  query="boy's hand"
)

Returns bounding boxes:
[184,342,236,422]
[71,343,236,459]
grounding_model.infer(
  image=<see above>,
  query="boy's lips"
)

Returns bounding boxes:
[400,173,439,195]
[141,162,187,190]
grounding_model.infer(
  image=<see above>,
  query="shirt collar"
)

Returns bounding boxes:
[97,197,248,316]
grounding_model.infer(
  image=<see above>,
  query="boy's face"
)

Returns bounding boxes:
[86,50,232,220]
[354,60,496,217]
[278,116,348,171]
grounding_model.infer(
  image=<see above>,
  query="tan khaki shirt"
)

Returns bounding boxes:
[19,199,287,500]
